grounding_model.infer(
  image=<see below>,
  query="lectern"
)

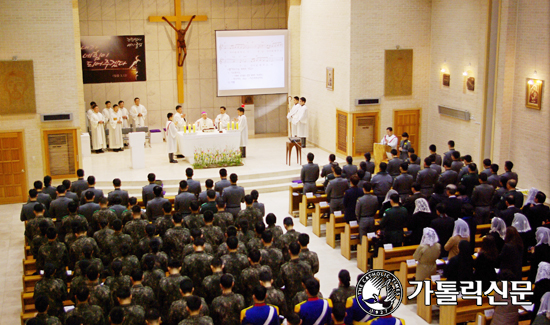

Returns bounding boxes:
[373,143,391,173]
[129,132,146,169]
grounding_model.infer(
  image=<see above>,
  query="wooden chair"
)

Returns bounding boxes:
[312,203,330,237]
[341,223,360,259]
[326,213,347,248]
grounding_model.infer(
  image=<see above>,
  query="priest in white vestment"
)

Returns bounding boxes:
[286,96,300,136]
[89,105,106,153]
[166,113,178,163]
[214,106,231,130]
[296,97,309,148]
[102,101,111,129]
[236,107,248,158]
[195,112,214,131]
[118,100,130,128]
[130,97,147,128]
[381,126,398,159]
[174,105,187,131]
[108,104,124,151]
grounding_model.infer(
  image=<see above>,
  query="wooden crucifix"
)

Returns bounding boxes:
[148,1,207,103]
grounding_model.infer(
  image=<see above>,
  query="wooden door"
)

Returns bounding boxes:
[0,132,27,204]
[353,112,379,157]
[393,109,421,156]
[336,110,348,155]
[43,129,79,179]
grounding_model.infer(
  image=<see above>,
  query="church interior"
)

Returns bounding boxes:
[0,0,549,324]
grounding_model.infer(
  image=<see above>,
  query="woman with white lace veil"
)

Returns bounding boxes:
[533,292,550,325]
[530,228,550,282]
[444,218,470,259]
[408,198,433,245]
[488,217,506,252]
[512,213,535,264]
[381,189,399,212]
[413,228,441,282]
[533,262,550,322]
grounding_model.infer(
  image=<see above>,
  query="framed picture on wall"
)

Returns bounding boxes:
[526,78,544,109]
[442,74,450,87]
[326,67,334,91]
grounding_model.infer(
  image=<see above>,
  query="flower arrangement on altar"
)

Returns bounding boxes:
[192,148,243,169]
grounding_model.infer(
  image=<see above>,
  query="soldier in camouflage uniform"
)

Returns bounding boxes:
[141,238,168,272]
[328,269,356,311]
[220,236,249,295]
[120,197,146,225]
[246,221,265,252]
[298,233,320,274]
[122,205,148,249]
[182,228,214,259]
[184,202,205,229]
[137,224,163,260]
[154,202,174,237]
[259,270,287,317]
[201,211,224,252]
[25,204,55,244]
[182,238,213,298]
[130,269,155,310]
[74,243,104,278]
[178,296,214,325]
[104,260,132,302]
[237,219,255,246]
[168,279,210,325]
[292,275,323,307]
[31,219,52,258]
[69,223,101,270]
[116,287,146,325]
[280,242,312,312]
[31,295,63,325]
[235,195,263,229]
[162,213,191,261]
[213,201,234,232]
[60,202,89,243]
[211,274,245,325]
[107,219,133,262]
[33,263,67,319]
[93,217,114,267]
[240,249,272,306]
[67,286,106,325]
[280,217,301,261]
[36,228,69,282]
[91,198,117,235]
[265,213,284,248]
[86,265,112,319]
[142,254,165,301]
[159,258,190,320]
[216,226,248,258]
[69,260,91,303]
[259,231,284,288]
[202,257,228,306]
[117,243,139,276]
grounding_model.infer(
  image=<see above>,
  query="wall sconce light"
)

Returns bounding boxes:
[441,68,446,73]
[528,79,534,85]
[463,71,468,76]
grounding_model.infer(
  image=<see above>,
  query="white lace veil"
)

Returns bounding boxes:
[452,218,470,238]
[420,227,439,246]
[512,213,532,233]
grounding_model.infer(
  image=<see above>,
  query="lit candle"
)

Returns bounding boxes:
[193,124,196,133]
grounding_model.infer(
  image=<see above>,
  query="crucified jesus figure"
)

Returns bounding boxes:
[162,15,196,67]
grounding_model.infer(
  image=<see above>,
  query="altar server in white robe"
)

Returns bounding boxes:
[108,104,124,151]
[214,106,231,130]
[174,105,187,131]
[195,112,214,131]
[102,101,112,129]
[89,105,106,153]
[87,101,96,125]
[296,97,309,148]
[286,96,300,137]
[130,97,147,127]
[166,113,178,163]
[381,126,398,159]
[118,100,130,128]
[236,107,248,158]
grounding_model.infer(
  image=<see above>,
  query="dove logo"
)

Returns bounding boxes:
[356,270,403,317]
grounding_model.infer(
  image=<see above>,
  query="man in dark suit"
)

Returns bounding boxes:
[523,191,550,228]
[108,178,129,207]
[326,165,350,214]
[174,180,198,215]
[387,150,403,178]
[444,184,462,220]
[141,173,157,207]
[33,180,52,210]
[497,179,523,210]
[393,163,413,202]
[450,151,464,173]
[458,155,477,180]
[62,180,79,204]
[342,156,358,180]
[21,189,46,221]
[501,161,519,185]
[416,157,439,196]
[301,153,320,194]
[185,168,202,197]
[487,164,501,188]
[498,195,521,226]
[404,183,427,215]
[471,173,495,224]
[70,169,89,199]
[460,163,480,197]
[49,185,73,221]
[214,168,231,195]
[145,186,170,221]
[430,157,442,175]
[363,152,375,174]
[42,175,57,200]
[439,161,458,186]
[428,144,442,166]
[79,176,104,204]
[443,140,456,166]
[480,159,492,178]
[407,154,421,181]
[371,162,393,208]
[78,190,100,227]
[430,203,455,258]
[222,173,245,217]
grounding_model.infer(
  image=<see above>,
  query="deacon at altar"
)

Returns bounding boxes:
[118,100,130,128]
[130,97,147,127]
[87,101,95,124]
[195,112,214,131]
[174,105,187,131]
[166,113,178,163]
[296,97,308,148]
[236,107,248,158]
[381,126,398,159]
[108,104,124,151]
[215,106,230,130]
[287,96,300,136]
[102,101,111,128]
[89,105,106,153]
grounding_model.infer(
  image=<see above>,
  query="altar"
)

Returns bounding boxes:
[177,130,242,166]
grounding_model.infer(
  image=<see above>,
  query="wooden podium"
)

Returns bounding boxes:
[373,143,391,173]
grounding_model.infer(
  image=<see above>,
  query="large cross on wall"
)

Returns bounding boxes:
[148,0,207,103]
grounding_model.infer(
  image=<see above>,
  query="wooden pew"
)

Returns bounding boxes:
[25,245,32,260]
[299,195,327,226]
[373,245,419,272]
[312,203,330,237]
[467,312,532,325]
[440,296,491,325]
[23,259,36,276]
[23,275,42,293]
[288,184,325,215]
[341,223,360,259]
[326,213,346,248]
[417,279,437,323]
[21,291,74,314]
[357,236,372,272]
[21,312,34,325]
